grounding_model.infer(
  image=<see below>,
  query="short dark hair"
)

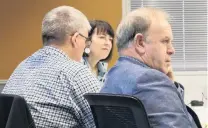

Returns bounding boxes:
[83,20,114,62]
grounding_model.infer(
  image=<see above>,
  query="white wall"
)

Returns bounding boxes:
[175,71,208,107]
[171,72,208,124]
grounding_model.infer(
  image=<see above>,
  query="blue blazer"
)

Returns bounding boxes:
[100,56,198,128]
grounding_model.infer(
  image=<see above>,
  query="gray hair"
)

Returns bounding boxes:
[42,6,91,45]
[116,7,170,52]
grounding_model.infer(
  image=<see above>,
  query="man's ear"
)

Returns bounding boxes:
[134,33,145,54]
[71,32,79,48]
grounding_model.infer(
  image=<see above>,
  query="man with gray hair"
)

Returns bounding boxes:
[2,6,100,128]
[101,7,198,128]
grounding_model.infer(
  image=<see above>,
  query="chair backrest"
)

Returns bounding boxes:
[0,94,36,128]
[84,93,151,128]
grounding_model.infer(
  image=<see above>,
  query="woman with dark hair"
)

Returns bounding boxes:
[82,20,114,83]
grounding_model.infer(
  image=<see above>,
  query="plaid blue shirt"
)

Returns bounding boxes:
[2,46,101,128]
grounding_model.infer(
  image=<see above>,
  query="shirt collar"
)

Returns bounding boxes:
[119,55,150,69]
[43,46,69,60]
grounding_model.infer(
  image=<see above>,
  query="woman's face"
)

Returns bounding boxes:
[89,29,113,60]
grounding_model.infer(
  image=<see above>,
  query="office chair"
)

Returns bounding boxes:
[84,93,150,128]
[0,94,36,128]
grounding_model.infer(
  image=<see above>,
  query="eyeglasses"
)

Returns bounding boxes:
[78,33,92,45]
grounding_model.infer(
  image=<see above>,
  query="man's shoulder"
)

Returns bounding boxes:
[132,68,177,96]
[107,62,166,78]
[62,60,90,76]
[141,68,169,80]
[102,61,175,95]
[10,49,91,84]
[106,63,172,88]
[135,65,168,79]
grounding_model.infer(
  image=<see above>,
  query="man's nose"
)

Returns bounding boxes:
[167,44,175,55]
